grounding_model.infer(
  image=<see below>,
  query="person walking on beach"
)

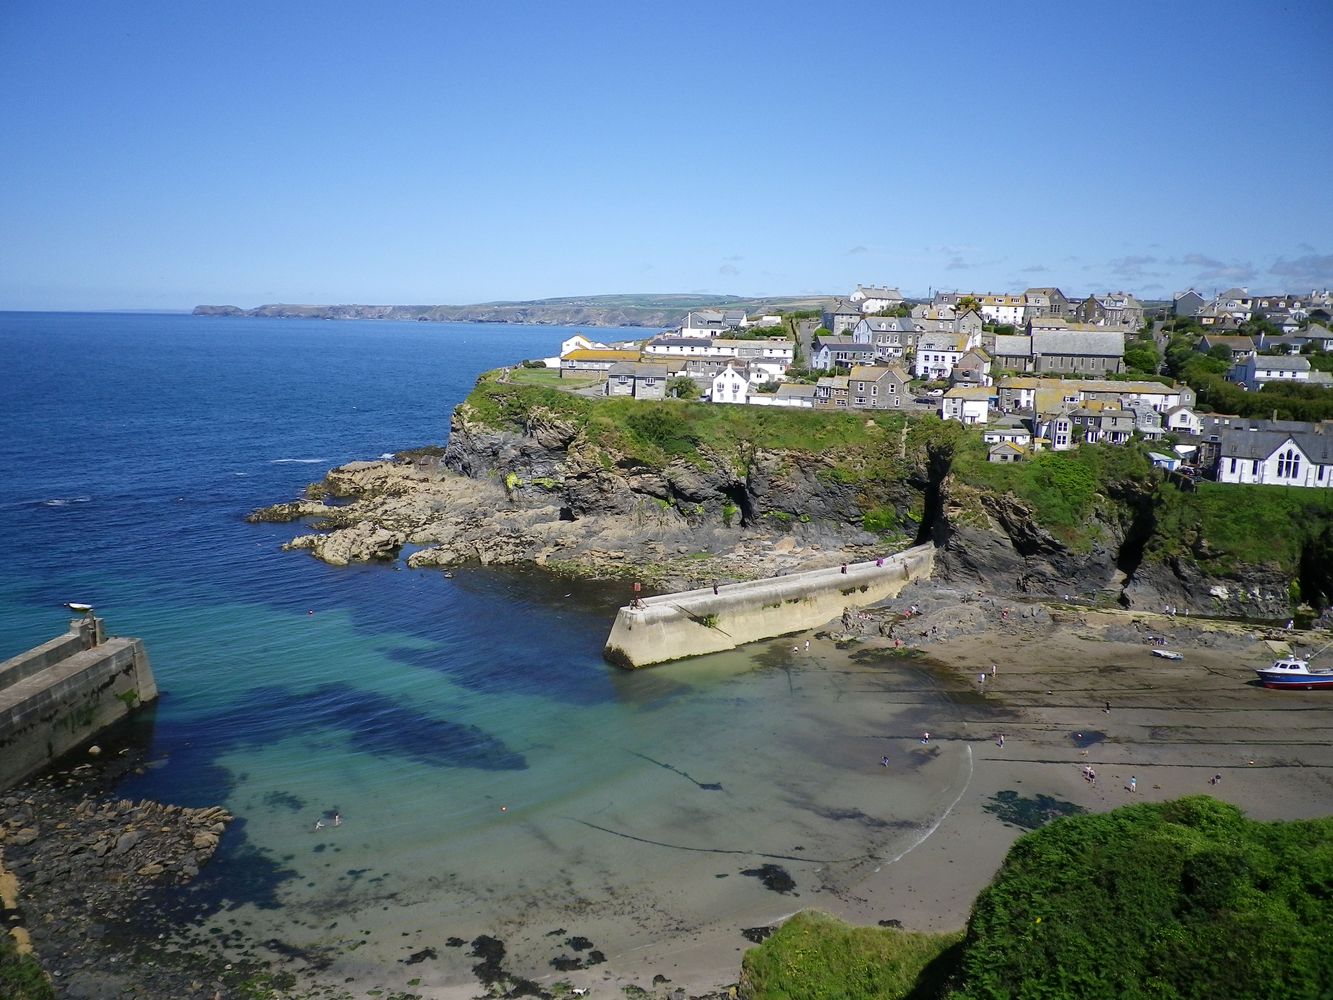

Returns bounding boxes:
[1129,776,1137,793]
[921,731,930,744]
[880,756,890,767]
[996,734,1005,748]
[990,663,997,677]
[979,671,986,684]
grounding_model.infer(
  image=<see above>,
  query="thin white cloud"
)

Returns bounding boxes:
[1269,253,1333,286]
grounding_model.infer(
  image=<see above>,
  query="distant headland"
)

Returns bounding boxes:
[192,293,829,328]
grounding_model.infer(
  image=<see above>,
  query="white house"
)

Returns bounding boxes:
[1229,354,1311,390]
[849,285,906,314]
[941,386,992,425]
[679,310,730,338]
[1164,405,1202,436]
[914,331,977,380]
[979,294,1027,328]
[1216,427,1333,488]
[983,419,1032,447]
[710,365,750,405]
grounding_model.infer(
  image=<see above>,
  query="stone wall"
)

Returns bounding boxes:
[604,544,936,668]
[0,618,158,792]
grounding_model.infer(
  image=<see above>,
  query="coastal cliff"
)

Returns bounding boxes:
[250,375,1333,620]
[193,293,827,330]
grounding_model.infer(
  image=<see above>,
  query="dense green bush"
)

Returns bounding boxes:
[741,910,962,1000]
[949,797,1333,999]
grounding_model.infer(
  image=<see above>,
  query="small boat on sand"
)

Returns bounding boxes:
[1151,649,1183,660]
[1255,657,1333,690]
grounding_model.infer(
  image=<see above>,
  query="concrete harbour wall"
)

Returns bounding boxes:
[0,618,158,792]
[604,543,935,668]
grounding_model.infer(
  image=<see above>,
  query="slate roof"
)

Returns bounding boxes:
[1246,355,1311,372]
[1031,330,1125,357]
[1218,429,1333,464]
[917,332,969,352]
[607,362,669,378]
[857,316,915,332]
[993,335,1032,357]
[776,383,818,399]
[849,364,909,382]
[854,285,904,300]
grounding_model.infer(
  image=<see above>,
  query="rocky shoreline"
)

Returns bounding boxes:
[248,451,887,592]
[0,744,252,999]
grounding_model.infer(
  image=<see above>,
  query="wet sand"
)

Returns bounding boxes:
[548,590,1333,998]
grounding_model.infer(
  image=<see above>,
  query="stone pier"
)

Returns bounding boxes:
[604,543,935,668]
[0,617,157,792]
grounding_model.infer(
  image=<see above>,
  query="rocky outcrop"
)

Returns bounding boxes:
[252,385,1311,620]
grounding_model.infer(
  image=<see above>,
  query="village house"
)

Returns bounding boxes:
[850,316,916,360]
[1075,292,1144,330]
[848,363,911,409]
[913,307,983,340]
[914,330,980,380]
[813,375,850,409]
[1215,423,1333,488]
[941,385,993,425]
[1024,287,1072,319]
[1123,399,1165,440]
[1257,323,1333,354]
[1172,289,1206,317]
[822,299,864,335]
[996,376,1193,416]
[849,285,906,314]
[560,348,643,377]
[988,442,1027,464]
[979,294,1027,328]
[643,336,794,366]
[1197,333,1256,362]
[757,382,818,408]
[812,334,878,371]
[1229,353,1311,390]
[952,347,993,386]
[1070,403,1135,444]
[604,362,668,399]
[1036,408,1077,451]
[1210,288,1254,322]
[710,364,750,405]
[678,309,732,338]
[1164,404,1202,436]
[983,416,1033,447]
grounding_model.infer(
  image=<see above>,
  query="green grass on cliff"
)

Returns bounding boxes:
[463,376,915,478]
[740,911,962,1000]
[1146,480,1333,576]
[950,437,1154,548]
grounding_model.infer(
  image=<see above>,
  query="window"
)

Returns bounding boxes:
[1277,448,1301,479]
[1252,460,1260,476]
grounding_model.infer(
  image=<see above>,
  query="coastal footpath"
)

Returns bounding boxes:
[250,375,1333,624]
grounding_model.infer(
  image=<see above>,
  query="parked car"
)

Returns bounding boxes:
[928,388,944,397]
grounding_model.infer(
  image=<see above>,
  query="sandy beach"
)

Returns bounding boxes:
[542,585,1333,999]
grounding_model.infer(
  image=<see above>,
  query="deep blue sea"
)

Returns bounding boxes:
[0,312,965,992]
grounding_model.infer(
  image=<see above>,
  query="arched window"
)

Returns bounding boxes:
[1277,448,1301,479]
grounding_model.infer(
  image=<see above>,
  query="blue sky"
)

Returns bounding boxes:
[2,0,1331,310]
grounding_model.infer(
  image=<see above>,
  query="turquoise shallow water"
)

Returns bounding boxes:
[0,312,965,990]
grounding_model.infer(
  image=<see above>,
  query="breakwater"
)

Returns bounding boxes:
[604,543,936,668]
[0,617,158,792]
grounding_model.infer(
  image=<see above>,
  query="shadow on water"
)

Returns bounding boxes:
[116,682,527,808]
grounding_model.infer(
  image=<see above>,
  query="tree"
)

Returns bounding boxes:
[958,295,981,314]
[667,376,700,400]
